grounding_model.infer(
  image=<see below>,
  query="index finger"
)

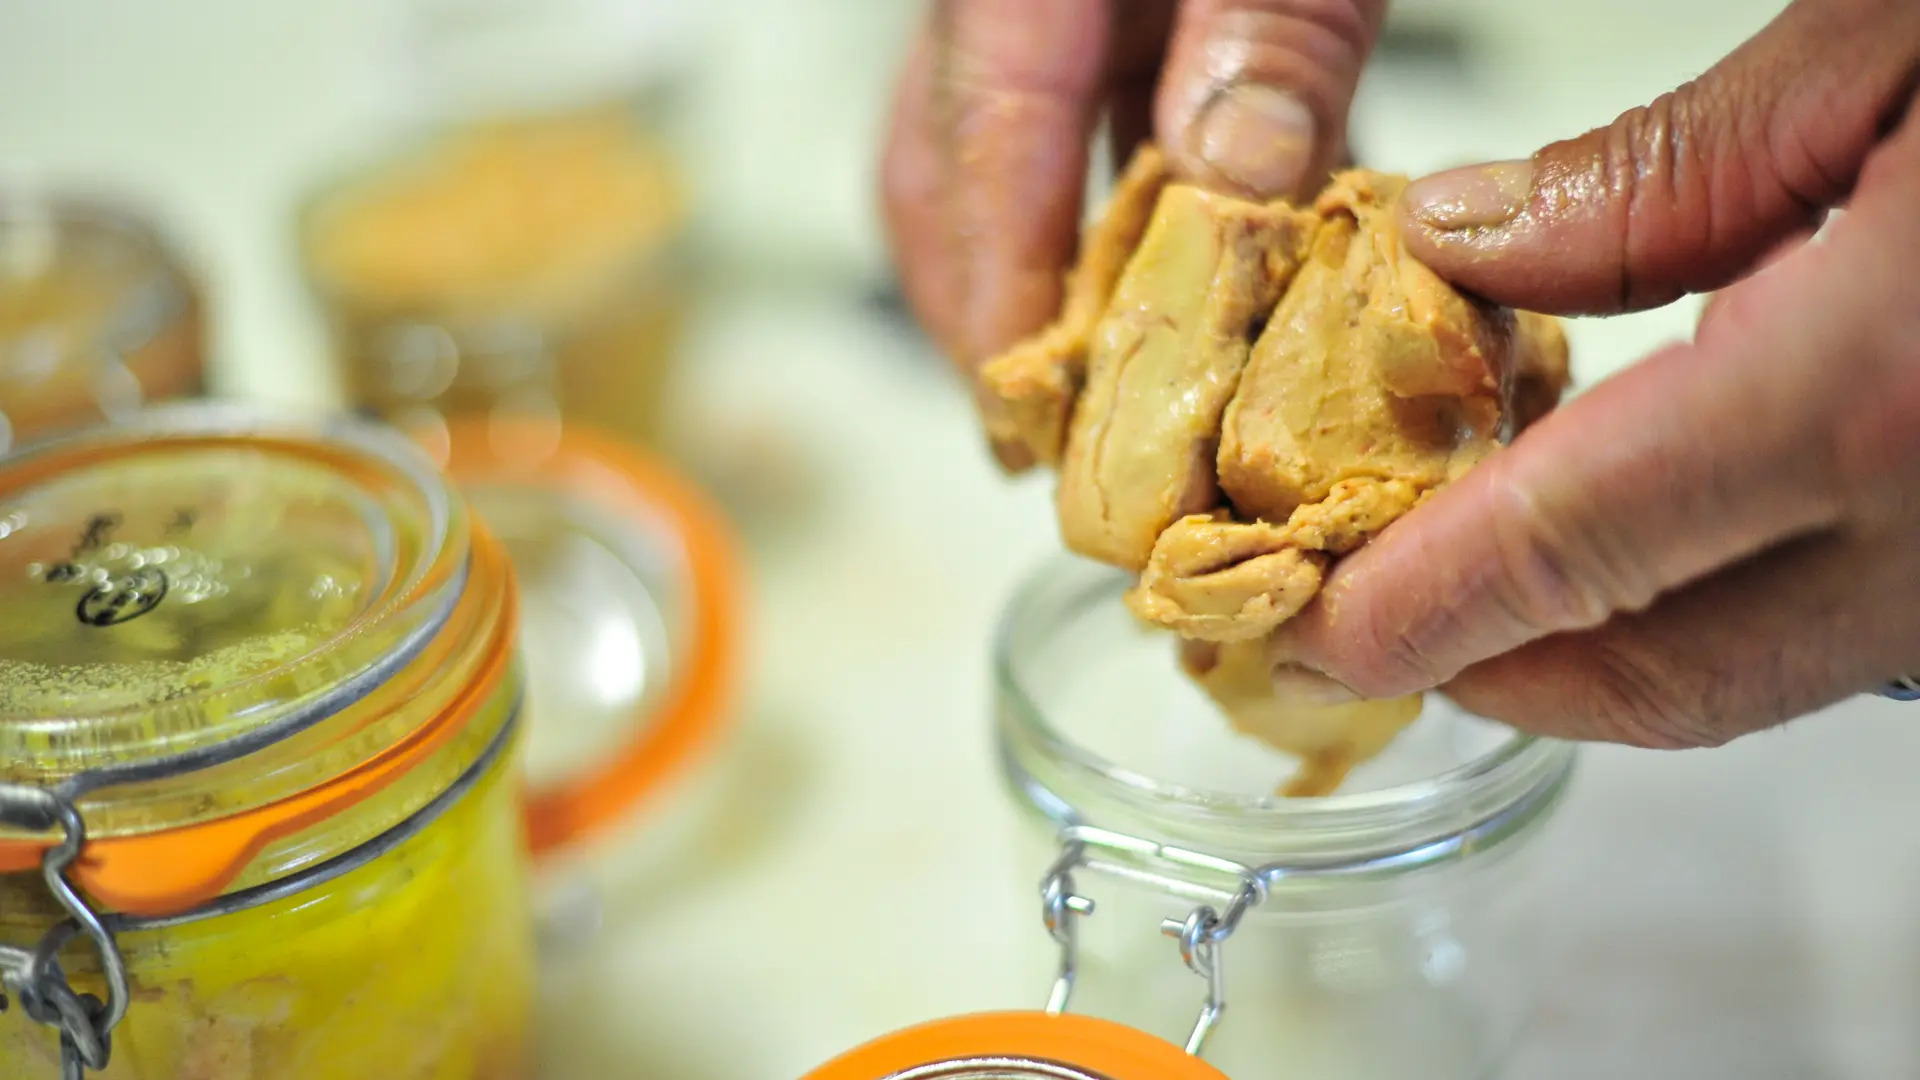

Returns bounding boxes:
[879,0,1113,371]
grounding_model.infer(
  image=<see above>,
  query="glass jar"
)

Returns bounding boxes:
[423,412,741,861]
[0,195,204,453]
[805,557,1576,1080]
[0,403,740,1080]
[297,1,695,452]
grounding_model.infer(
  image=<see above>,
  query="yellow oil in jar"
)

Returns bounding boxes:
[0,685,534,1080]
[0,410,538,1080]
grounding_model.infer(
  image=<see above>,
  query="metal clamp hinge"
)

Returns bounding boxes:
[1037,827,1264,1060]
[0,783,128,1080]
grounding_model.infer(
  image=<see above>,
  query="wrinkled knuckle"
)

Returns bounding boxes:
[1604,92,1677,199]
[1581,638,1720,750]
[1227,0,1378,57]
[1205,0,1379,91]
[1486,479,1639,636]
[1336,608,1455,698]
[1373,635,1447,696]
[943,29,1102,107]
[1605,87,1714,308]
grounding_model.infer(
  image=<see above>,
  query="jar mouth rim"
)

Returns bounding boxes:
[0,401,468,775]
[993,556,1572,841]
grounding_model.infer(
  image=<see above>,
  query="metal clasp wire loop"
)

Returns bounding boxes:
[1159,871,1263,1058]
[1038,839,1094,1015]
[0,783,129,1079]
[1023,737,1574,1064]
[1038,825,1268,1061]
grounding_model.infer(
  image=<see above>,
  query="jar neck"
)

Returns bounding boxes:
[999,700,1573,873]
[992,561,1576,873]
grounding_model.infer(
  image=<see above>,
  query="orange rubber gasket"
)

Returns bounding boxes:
[0,531,521,917]
[433,415,744,856]
[802,1011,1230,1080]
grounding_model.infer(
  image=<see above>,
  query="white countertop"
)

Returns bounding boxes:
[8,2,1919,1077]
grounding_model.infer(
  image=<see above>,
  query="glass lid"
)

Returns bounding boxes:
[0,403,464,781]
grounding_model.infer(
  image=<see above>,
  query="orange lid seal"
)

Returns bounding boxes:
[803,1012,1229,1080]
[0,407,509,915]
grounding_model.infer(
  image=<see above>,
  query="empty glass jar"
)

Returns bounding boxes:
[806,556,1577,1080]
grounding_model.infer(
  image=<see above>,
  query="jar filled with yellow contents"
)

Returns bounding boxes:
[0,196,204,454]
[0,402,739,1079]
[297,92,691,450]
[803,556,1576,1080]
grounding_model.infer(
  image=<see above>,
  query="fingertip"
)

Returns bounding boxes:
[1401,159,1534,233]
[1181,82,1320,200]
[1265,572,1435,703]
[1153,0,1385,201]
[1391,156,1602,314]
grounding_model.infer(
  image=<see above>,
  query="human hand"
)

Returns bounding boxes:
[1273,0,1920,748]
[878,0,1388,460]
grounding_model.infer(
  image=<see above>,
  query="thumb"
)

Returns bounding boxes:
[1396,0,1920,315]
[1155,0,1389,201]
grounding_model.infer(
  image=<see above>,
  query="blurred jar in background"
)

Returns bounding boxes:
[0,195,204,453]
[299,0,700,451]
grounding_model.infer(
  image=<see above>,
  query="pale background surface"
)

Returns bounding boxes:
[5,2,1918,1078]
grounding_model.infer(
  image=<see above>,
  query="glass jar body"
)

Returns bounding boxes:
[1006,800,1562,1080]
[996,557,1576,1080]
[0,686,537,1080]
